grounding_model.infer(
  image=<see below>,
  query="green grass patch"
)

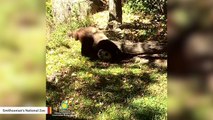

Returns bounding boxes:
[46,20,167,119]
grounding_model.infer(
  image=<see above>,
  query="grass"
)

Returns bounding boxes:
[46,10,167,119]
[46,25,167,120]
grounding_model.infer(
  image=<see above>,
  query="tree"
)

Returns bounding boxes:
[51,0,93,24]
[108,0,122,24]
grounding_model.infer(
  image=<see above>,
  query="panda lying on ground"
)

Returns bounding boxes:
[69,27,164,62]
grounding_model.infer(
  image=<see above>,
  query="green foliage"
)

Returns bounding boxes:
[46,15,94,75]
[46,0,53,25]
[126,0,166,21]
[126,0,166,14]
[47,16,93,49]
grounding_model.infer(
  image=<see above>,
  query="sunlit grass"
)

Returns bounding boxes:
[46,18,167,120]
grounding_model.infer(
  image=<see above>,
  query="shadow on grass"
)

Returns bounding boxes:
[131,106,166,120]
[106,19,167,43]
[144,55,167,74]
[46,61,166,119]
[77,72,156,103]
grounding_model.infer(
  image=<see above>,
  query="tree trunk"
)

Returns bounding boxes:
[52,0,71,24]
[108,0,122,23]
[52,0,92,24]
